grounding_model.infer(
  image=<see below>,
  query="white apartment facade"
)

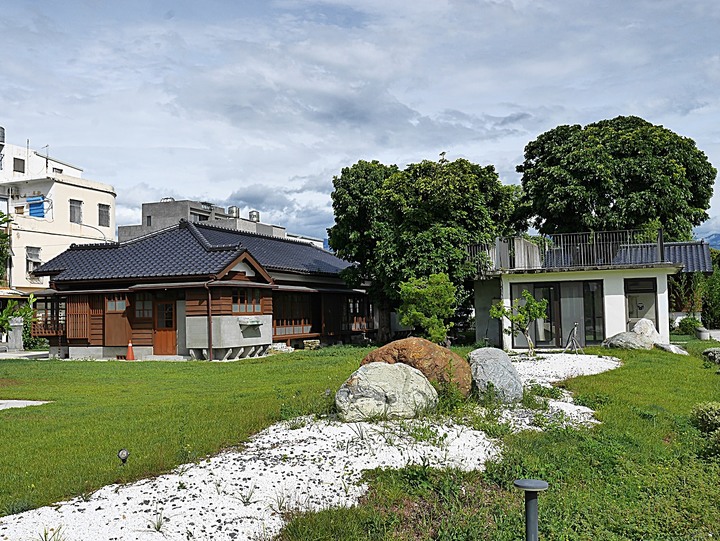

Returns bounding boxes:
[0,128,116,294]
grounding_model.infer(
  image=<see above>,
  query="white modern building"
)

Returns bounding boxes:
[0,127,116,294]
[472,230,712,349]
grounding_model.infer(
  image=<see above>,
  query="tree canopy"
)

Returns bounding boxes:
[328,157,518,308]
[398,273,457,344]
[516,115,716,241]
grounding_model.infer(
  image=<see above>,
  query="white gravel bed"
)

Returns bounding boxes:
[513,353,621,386]
[0,353,620,541]
[0,400,49,410]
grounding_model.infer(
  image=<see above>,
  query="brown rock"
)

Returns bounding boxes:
[360,337,472,397]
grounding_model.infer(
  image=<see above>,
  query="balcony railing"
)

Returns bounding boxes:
[32,321,66,337]
[469,229,667,273]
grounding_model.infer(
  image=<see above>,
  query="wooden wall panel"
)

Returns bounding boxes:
[261,293,272,315]
[131,320,153,346]
[67,295,90,340]
[89,295,104,345]
[186,290,208,317]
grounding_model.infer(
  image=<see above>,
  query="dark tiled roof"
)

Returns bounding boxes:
[536,240,711,272]
[35,220,352,282]
[194,224,351,275]
[665,241,713,273]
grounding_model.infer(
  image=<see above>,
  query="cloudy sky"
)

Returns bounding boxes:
[2,0,720,240]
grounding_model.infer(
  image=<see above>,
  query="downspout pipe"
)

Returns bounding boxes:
[204,278,216,360]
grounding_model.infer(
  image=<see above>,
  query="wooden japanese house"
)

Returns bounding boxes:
[32,220,374,359]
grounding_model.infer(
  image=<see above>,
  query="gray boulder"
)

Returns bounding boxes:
[468,347,523,402]
[602,331,654,350]
[335,362,438,422]
[702,348,720,365]
[655,343,689,355]
[632,318,662,344]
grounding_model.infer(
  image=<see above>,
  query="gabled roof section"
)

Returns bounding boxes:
[190,221,352,276]
[35,220,353,283]
[35,221,246,282]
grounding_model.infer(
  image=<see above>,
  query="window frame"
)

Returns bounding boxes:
[13,157,25,173]
[98,203,110,227]
[106,293,127,313]
[26,246,42,275]
[232,288,262,314]
[134,292,153,319]
[69,199,83,224]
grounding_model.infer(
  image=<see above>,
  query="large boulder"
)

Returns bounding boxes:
[655,343,689,355]
[335,362,438,422]
[632,318,662,344]
[602,331,654,350]
[702,348,720,365]
[360,337,473,396]
[468,347,523,402]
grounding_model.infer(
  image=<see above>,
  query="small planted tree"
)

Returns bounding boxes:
[398,273,457,344]
[489,290,548,356]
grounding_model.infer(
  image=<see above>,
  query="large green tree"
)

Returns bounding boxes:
[328,157,518,339]
[516,115,716,241]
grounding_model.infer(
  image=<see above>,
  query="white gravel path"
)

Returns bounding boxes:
[0,353,620,541]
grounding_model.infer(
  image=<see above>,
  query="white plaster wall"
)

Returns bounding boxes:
[0,143,83,182]
[185,315,273,349]
[497,267,678,349]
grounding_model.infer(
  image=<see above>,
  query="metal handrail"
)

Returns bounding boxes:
[469,228,665,272]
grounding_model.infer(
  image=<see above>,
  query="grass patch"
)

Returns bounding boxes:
[281,344,720,540]
[0,346,370,515]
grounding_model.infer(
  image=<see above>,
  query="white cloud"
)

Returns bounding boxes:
[1,0,720,239]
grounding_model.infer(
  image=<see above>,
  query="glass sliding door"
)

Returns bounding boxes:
[583,281,605,344]
[511,280,605,348]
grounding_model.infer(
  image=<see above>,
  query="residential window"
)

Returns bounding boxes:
[13,158,25,173]
[70,199,83,224]
[26,247,42,274]
[146,215,152,227]
[98,204,110,227]
[14,205,24,215]
[106,294,127,312]
[52,167,63,174]
[232,288,261,313]
[134,293,152,319]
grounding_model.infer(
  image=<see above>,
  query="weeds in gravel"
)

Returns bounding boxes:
[37,526,66,541]
[147,506,166,533]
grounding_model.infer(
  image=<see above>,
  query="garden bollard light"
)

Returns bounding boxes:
[514,479,548,541]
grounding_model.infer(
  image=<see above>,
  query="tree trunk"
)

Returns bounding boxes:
[377,301,392,343]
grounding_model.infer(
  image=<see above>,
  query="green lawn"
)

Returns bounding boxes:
[0,347,370,515]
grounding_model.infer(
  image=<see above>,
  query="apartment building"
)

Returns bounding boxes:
[118,199,323,248]
[0,127,116,293]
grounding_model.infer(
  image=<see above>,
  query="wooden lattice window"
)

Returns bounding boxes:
[232,288,261,314]
[106,294,127,313]
[134,292,152,319]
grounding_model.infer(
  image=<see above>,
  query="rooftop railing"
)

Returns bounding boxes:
[469,229,666,273]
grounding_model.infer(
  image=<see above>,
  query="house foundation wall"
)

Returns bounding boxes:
[185,314,272,359]
[66,346,155,360]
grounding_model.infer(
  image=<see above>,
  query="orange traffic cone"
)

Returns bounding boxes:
[126,340,135,361]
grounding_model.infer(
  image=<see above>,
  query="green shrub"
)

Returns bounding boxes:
[704,429,720,457]
[691,402,720,434]
[678,316,702,335]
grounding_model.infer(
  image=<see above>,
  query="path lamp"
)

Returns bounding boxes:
[117,448,130,465]
[514,478,548,541]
